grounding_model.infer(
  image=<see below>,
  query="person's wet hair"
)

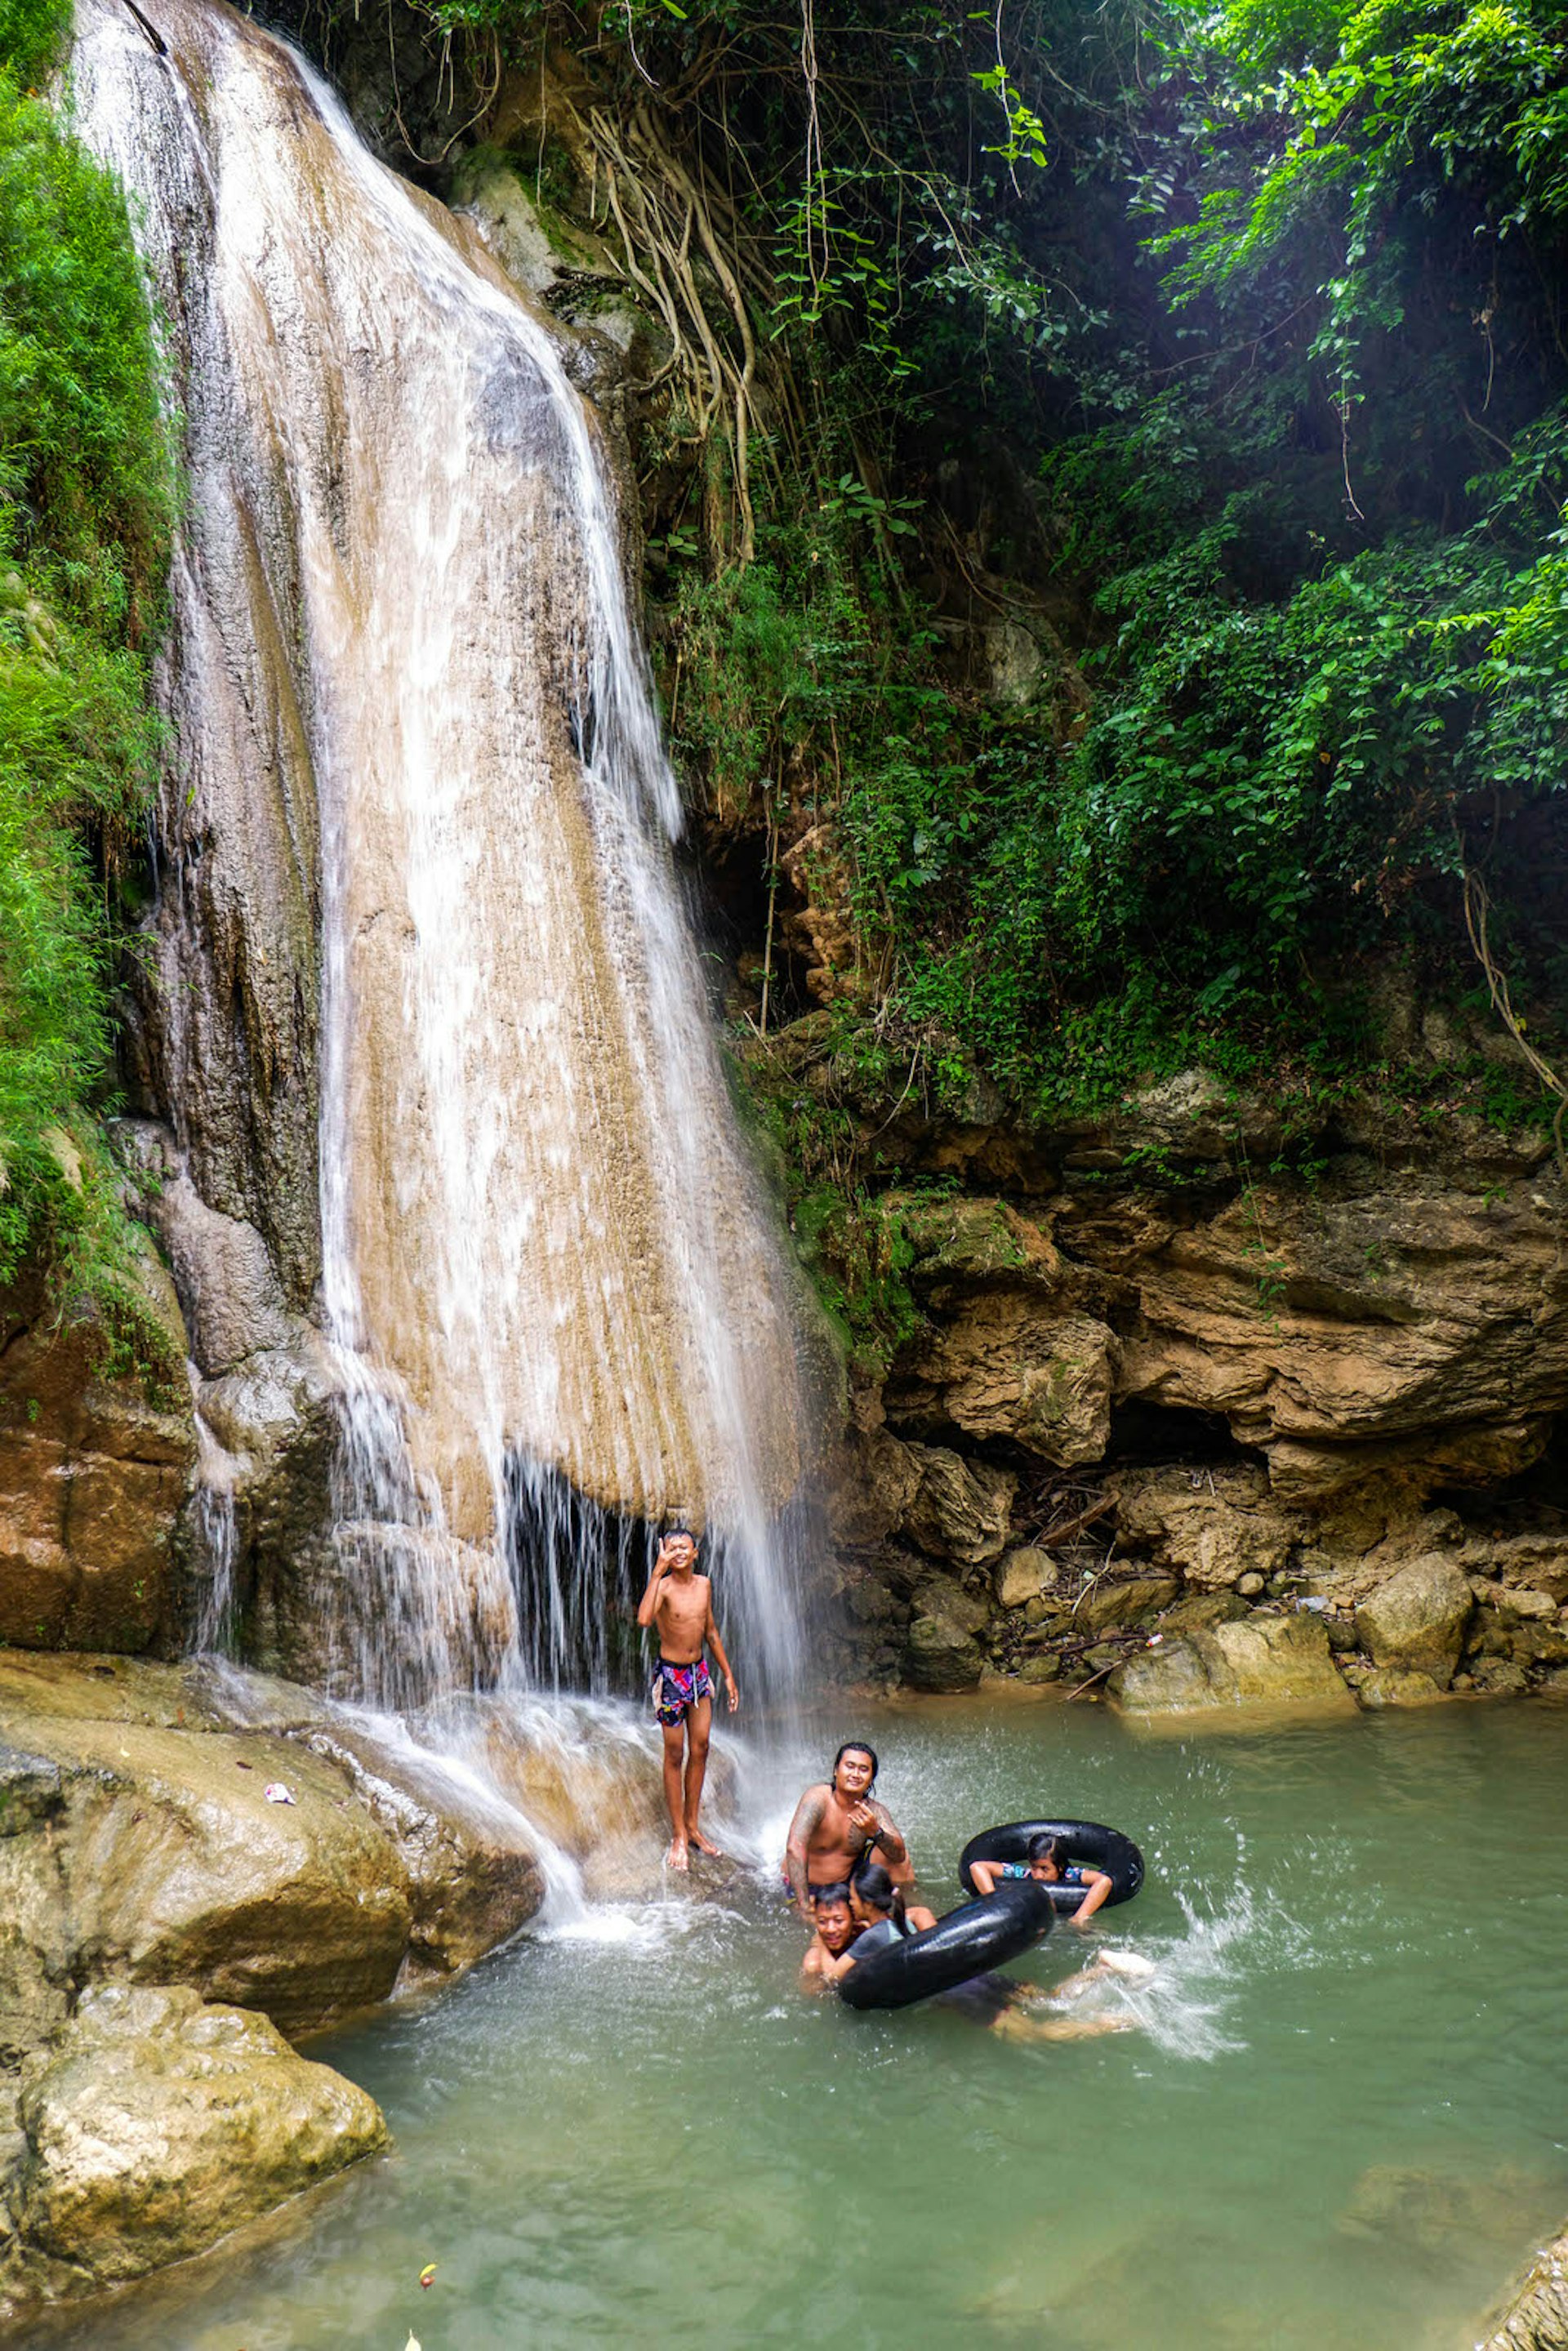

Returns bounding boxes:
[812,1881,853,1910]
[832,1740,878,1790]
[1027,1833,1066,1871]
[851,1858,908,1938]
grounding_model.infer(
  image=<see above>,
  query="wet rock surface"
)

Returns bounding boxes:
[1355,1556,1473,1685]
[0,1653,546,2037]
[1484,2233,1568,2349]
[0,1650,551,2316]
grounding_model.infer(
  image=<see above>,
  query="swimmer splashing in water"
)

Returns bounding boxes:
[829,1864,1138,2040]
[637,1529,738,1870]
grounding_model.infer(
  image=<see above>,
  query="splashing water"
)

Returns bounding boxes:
[73,0,811,1716]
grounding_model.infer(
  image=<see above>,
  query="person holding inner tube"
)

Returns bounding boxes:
[799,1883,863,1991]
[828,1863,1132,2040]
[969,1833,1114,1929]
[784,1743,936,1930]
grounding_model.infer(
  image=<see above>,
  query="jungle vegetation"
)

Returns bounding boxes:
[370,0,1568,1156]
[0,0,173,1316]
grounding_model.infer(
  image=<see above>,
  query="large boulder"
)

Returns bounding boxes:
[1075,1574,1179,1636]
[1481,2230,1568,2349]
[904,1574,988,1691]
[1355,1556,1473,1686]
[890,1300,1117,1468]
[2,1985,385,2300]
[1111,1612,1355,1716]
[0,1651,546,2039]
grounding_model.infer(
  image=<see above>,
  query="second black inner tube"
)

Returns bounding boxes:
[836,1880,1055,2012]
[958,1819,1145,1910]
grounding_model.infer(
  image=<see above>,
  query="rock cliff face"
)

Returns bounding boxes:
[799,1065,1568,1711]
[0,1256,194,1657]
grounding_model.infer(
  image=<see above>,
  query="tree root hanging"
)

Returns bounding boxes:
[563,86,785,568]
[1463,867,1568,1182]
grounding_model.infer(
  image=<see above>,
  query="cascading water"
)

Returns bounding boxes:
[74,0,813,1719]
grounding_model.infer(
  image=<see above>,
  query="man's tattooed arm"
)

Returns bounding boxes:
[786,1786,827,1921]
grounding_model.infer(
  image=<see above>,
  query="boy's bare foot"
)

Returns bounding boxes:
[688,1830,725,1859]
[665,1837,689,1871]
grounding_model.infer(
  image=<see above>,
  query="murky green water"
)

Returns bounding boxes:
[21,1694,1568,2349]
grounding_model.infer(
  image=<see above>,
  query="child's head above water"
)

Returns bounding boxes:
[1026,1833,1068,1880]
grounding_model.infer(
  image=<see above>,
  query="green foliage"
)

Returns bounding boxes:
[0,38,173,1302]
[0,0,68,87]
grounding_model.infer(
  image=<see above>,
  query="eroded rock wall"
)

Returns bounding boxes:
[801,1066,1568,1709]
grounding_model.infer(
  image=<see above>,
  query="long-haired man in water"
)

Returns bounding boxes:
[784,1742,936,1930]
[637,1528,738,1870]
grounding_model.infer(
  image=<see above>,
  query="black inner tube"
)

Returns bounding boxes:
[835,1880,1055,2012]
[957,1819,1144,1911]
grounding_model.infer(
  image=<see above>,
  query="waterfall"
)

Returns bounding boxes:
[74,0,811,1712]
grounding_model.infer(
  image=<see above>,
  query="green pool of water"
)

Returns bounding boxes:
[25,1693,1568,2349]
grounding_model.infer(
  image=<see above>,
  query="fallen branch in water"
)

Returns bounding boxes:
[1063,1659,1121,1700]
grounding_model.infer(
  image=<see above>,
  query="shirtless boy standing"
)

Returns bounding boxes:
[636,1529,738,1871]
[785,1743,936,1930]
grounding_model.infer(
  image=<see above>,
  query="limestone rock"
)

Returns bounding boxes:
[0,1263,194,1655]
[1161,1592,1250,1636]
[1354,1668,1448,1708]
[890,1299,1116,1468]
[905,1575,988,1691]
[823,1427,923,1550]
[1112,1175,1568,1501]
[1355,1556,1473,1686]
[902,1445,1016,1570]
[1110,1466,1297,1592]
[1481,2233,1568,2349]
[1472,1657,1530,1696]
[826,1429,1016,1570]
[1075,1575,1179,1636]
[0,1652,546,2042]
[1462,1535,1568,1602]
[1111,1612,1355,1716]
[300,1727,546,1979]
[995,1547,1053,1610]
[5,1985,385,2294]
